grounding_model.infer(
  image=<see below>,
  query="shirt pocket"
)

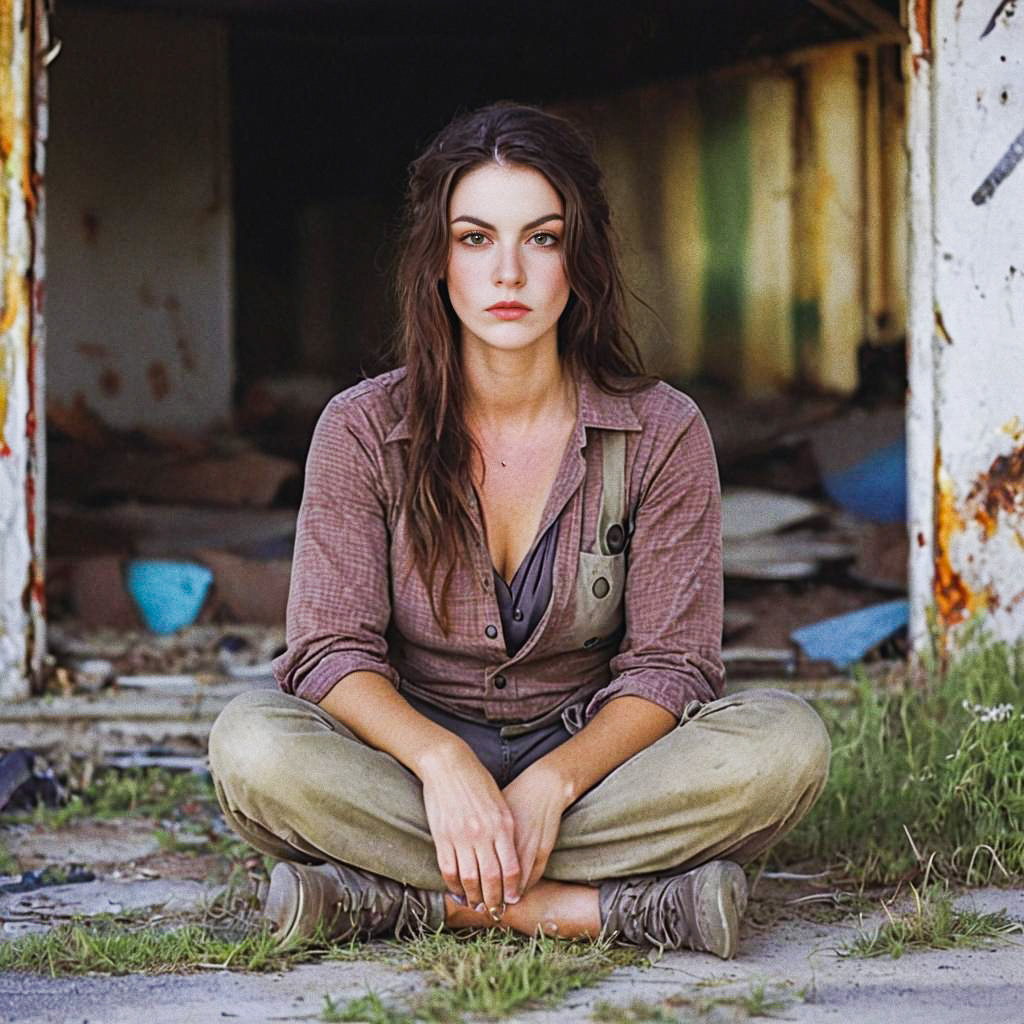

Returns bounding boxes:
[565,549,626,651]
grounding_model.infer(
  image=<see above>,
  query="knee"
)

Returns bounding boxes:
[752,689,831,798]
[208,690,294,796]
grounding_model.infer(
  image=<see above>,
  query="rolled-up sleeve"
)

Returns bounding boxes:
[586,403,725,721]
[272,394,399,704]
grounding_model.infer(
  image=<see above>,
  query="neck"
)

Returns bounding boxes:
[462,333,574,436]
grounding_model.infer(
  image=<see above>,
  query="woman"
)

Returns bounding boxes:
[209,103,830,959]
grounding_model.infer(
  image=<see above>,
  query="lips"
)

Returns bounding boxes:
[487,301,531,321]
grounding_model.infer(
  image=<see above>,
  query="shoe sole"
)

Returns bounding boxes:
[694,861,747,960]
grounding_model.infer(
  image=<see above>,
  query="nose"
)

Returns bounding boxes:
[493,241,525,288]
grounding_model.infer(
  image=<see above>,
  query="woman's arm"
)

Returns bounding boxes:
[321,670,522,912]
[502,695,675,891]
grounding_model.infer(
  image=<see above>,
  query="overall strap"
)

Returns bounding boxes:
[597,430,630,555]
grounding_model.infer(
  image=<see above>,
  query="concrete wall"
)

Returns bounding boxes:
[46,6,233,433]
[907,0,1024,650]
[566,41,908,396]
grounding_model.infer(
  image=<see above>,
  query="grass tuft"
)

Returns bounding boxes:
[592,981,799,1022]
[0,767,217,829]
[770,627,1024,886]
[321,930,644,1022]
[840,884,1023,959]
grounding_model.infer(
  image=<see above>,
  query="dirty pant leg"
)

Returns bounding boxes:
[208,689,446,889]
[544,688,831,884]
[208,687,830,892]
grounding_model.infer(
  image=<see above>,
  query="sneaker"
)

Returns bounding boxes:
[598,860,748,959]
[262,861,445,946]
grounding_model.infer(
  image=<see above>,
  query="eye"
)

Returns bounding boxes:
[460,231,489,247]
[530,231,560,247]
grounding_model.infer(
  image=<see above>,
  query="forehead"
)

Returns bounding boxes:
[449,163,563,219]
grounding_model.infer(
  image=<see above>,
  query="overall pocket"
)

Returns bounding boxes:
[566,549,626,650]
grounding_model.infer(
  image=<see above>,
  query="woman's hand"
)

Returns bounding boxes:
[418,740,522,914]
[501,761,575,894]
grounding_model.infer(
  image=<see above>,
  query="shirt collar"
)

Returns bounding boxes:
[384,367,643,444]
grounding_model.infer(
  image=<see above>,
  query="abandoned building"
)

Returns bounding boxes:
[0,0,1021,704]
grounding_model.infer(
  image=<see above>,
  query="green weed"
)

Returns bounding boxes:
[0,768,217,828]
[0,838,18,875]
[320,930,644,1022]
[592,981,798,1022]
[322,992,415,1023]
[840,884,1023,959]
[771,628,1024,885]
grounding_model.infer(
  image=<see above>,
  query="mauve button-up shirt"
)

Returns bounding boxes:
[272,366,725,725]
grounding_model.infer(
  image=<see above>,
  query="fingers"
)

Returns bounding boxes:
[455,845,484,910]
[436,841,463,904]
[494,833,522,904]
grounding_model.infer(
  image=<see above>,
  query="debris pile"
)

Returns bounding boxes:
[46,394,299,634]
[698,385,910,679]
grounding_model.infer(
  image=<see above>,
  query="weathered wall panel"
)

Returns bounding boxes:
[568,41,907,396]
[911,0,1024,646]
[46,7,232,433]
[0,0,45,700]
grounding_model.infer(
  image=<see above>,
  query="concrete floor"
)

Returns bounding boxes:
[2,884,1022,1023]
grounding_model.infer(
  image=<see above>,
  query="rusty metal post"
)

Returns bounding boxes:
[0,0,46,700]
[907,0,1024,653]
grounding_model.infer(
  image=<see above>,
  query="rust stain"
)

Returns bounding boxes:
[934,306,953,344]
[1001,415,1024,443]
[75,340,110,360]
[0,268,21,332]
[176,336,197,372]
[913,0,932,73]
[98,367,121,397]
[81,210,100,246]
[965,443,1024,543]
[934,460,973,627]
[147,361,171,400]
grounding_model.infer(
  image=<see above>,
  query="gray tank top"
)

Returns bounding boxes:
[493,519,559,657]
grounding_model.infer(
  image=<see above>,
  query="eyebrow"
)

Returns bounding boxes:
[450,213,564,232]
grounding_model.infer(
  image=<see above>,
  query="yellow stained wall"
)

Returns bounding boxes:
[566,42,908,396]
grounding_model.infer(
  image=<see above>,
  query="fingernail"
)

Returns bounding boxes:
[506,893,520,904]
[474,903,486,914]
[448,893,466,906]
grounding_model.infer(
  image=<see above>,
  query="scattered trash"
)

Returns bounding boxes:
[791,600,910,670]
[724,532,855,581]
[0,750,65,813]
[721,488,826,540]
[125,561,215,635]
[0,749,33,812]
[0,866,96,896]
[823,439,907,524]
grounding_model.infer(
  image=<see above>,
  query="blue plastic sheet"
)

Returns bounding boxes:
[822,439,907,523]
[791,600,909,670]
[125,560,214,635]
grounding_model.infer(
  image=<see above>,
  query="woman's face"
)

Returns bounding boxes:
[445,162,570,359]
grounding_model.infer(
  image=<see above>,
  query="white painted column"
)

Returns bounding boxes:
[907,0,1024,649]
[0,0,46,700]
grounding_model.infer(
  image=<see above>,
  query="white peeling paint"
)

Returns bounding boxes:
[906,3,937,654]
[909,0,1024,647]
[0,0,42,701]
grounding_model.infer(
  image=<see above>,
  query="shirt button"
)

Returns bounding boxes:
[592,576,610,599]
[606,523,626,553]
[485,624,498,639]
[494,674,507,689]
[513,608,524,622]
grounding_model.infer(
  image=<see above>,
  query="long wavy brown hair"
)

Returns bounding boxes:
[392,102,656,633]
